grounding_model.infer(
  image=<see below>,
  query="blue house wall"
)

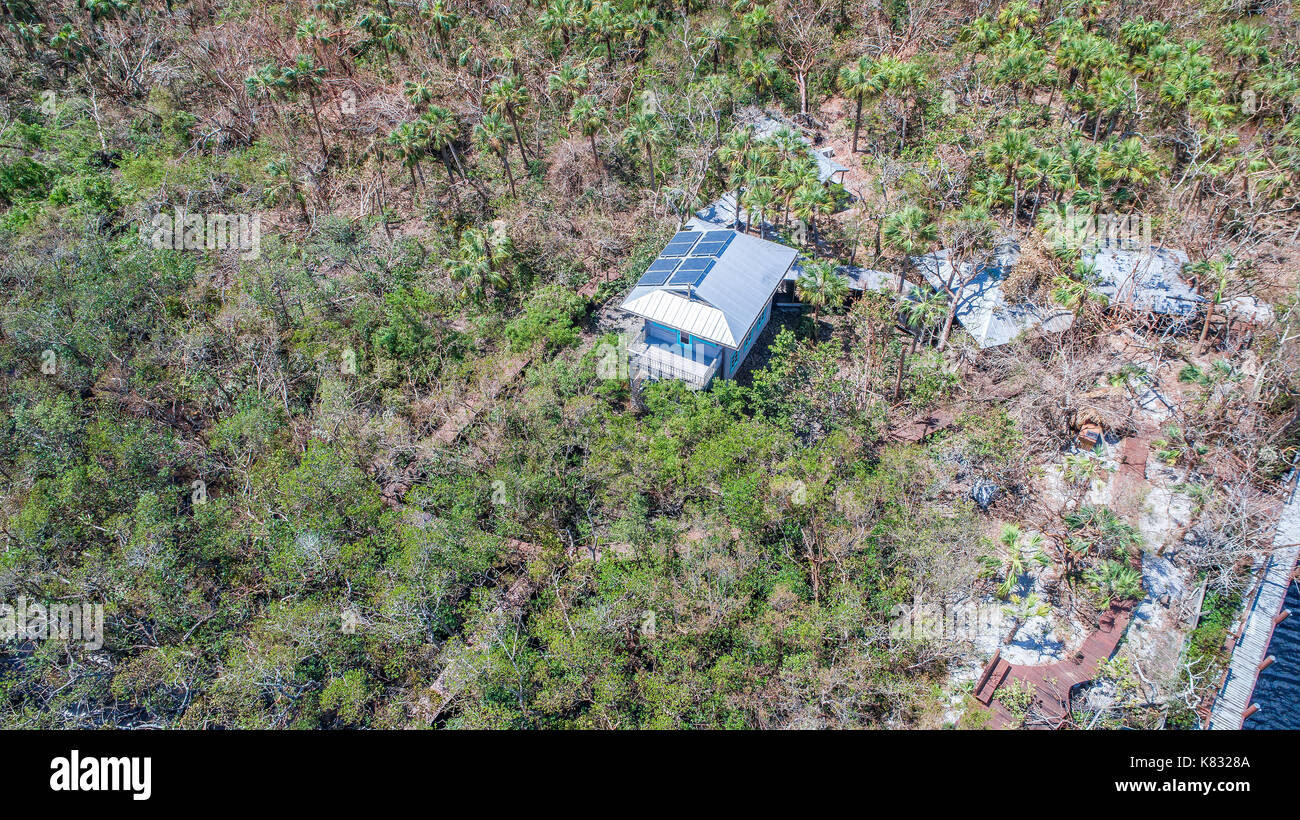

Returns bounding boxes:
[645,321,724,364]
[640,294,774,383]
[727,298,772,377]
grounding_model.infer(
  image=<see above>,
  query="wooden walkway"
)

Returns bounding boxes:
[972,601,1135,729]
[1207,471,1300,729]
[404,509,543,724]
[424,354,530,447]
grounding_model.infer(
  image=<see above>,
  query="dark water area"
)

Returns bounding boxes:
[1244,580,1300,730]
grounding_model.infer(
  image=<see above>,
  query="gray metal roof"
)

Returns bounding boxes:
[621,230,797,348]
[737,108,849,185]
[1087,247,1198,317]
[786,262,918,297]
[913,239,1072,349]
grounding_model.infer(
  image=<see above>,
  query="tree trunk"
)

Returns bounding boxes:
[852,93,863,153]
[938,302,957,351]
[506,108,528,163]
[500,149,517,197]
[893,345,906,399]
[1197,300,1217,353]
[307,90,328,156]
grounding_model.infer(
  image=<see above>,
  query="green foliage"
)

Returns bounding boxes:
[504,285,586,353]
[0,0,1290,732]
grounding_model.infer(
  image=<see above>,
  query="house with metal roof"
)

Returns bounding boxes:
[620,228,798,389]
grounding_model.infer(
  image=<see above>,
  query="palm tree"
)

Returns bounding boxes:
[1063,453,1105,506]
[937,205,993,350]
[881,205,936,293]
[423,0,459,62]
[1221,21,1271,90]
[904,288,947,352]
[622,110,666,189]
[1188,253,1235,353]
[981,524,1051,600]
[697,20,737,73]
[585,1,623,63]
[993,45,1051,106]
[420,106,468,185]
[1024,149,1066,225]
[387,120,427,194]
[739,50,783,99]
[882,57,928,145]
[265,154,310,223]
[1084,560,1142,608]
[474,112,517,197]
[1090,65,1136,140]
[1051,258,1106,321]
[717,126,755,229]
[790,183,834,248]
[958,15,1000,72]
[1098,136,1158,204]
[985,126,1035,220]
[890,288,946,399]
[538,0,581,48]
[627,4,663,56]
[280,54,330,156]
[295,16,334,71]
[838,55,883,153]
[1001,593,1051,644]
[740,3,775,47]
[547,62,589,112]
[485,75,531,164]
[741,181,776,238]
[449,226,512,301]
[404,80,433,112]
[568,95,606,171]
[796,259,849,335]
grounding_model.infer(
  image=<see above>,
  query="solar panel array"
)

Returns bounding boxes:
[636,230,736,289]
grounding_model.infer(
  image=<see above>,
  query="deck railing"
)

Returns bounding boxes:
[628,326,721,390]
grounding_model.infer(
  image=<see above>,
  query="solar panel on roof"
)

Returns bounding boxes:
[690,231,735,258]
[637,256,681,286]
[676,257,713,273]
[668,257,713,286]
[660,231,702,257]
[691,240,727,257]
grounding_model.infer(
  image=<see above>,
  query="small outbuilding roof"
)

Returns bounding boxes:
[784,262,922,298]
[1087,247,1198,318]
[913,239,1072,349]
[737,108,849,185]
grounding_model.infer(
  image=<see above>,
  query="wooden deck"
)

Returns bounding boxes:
[972,601,1135,729]
[1207,471,1300,729]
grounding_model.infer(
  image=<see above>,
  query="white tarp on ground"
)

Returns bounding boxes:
[913,239,1073,349]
